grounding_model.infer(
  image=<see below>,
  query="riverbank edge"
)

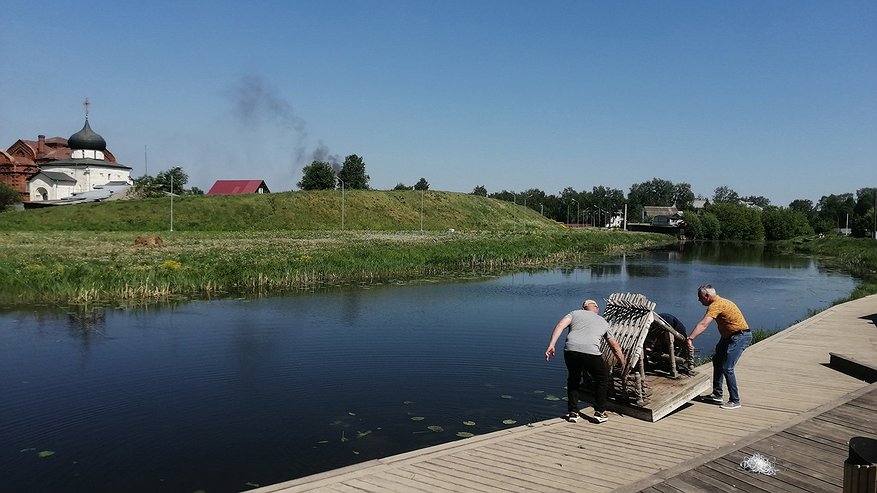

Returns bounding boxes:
[1,229,675,305]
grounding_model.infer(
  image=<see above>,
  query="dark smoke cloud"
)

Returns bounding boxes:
[311,141,341,168]
[232,75,306,132]
[229,75,336,168]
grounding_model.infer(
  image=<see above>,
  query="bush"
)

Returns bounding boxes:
[0,182,21,211]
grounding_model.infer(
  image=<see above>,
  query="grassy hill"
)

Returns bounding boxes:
[0,190,562,232]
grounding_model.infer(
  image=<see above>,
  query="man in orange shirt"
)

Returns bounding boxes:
[686,284,752,410]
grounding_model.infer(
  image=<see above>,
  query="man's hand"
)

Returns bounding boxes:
[545,346,556,361]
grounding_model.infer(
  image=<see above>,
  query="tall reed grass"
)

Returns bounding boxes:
[0,230,674,304]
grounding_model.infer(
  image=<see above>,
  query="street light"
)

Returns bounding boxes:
[336,176,345,230]
[571,199,579,227]
[169,173,174,232]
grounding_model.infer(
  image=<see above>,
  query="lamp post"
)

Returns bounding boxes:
[169,173,174,232]
[336,176,345,230]
[572,199,579,227]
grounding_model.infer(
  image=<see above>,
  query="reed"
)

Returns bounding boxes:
[0,230,673,304]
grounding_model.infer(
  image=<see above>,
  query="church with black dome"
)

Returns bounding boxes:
[0,101,133,204]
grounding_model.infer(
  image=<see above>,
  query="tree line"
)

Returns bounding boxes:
[3,156,874,242]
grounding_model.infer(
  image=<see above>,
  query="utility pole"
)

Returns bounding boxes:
[170,174,174,232]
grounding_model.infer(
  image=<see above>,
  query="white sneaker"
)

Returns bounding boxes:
[720,401,741,410]
[565,412,580,423]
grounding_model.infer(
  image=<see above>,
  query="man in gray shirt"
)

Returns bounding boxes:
[546,299,626,423]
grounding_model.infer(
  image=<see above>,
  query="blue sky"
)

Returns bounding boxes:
[2,1,874,206]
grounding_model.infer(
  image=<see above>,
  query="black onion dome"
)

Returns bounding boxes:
[68,120,107,151]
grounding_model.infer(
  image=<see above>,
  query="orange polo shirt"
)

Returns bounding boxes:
[706,295,749,338]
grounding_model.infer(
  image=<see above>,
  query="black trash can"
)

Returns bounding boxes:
[844,437,877,493]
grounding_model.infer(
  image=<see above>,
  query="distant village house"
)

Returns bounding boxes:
[207,180,270,195]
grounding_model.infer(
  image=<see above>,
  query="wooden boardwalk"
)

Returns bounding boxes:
[250,294,877,493]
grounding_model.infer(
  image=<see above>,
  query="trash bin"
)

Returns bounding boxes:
[844,437,877,493]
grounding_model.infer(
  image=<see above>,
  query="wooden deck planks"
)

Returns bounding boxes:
[249,294,877,493]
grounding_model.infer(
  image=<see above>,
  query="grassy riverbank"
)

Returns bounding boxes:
[786,236,877,299]
[0,229,674,304]
[0,190,559,232]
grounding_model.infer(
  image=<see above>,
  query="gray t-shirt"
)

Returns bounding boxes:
[563,309,613,356]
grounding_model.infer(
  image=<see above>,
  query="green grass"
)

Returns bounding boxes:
[0,229,674,304]
[0,190,563,232]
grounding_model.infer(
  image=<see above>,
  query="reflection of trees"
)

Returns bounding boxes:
[625,264,670,278]
[67,305,107,337]
[589,264,622,278]
[680,242,809,269]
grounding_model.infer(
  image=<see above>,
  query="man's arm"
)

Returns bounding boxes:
[686,315,714,349]
[607,336,626,368]
[545,315,571,361]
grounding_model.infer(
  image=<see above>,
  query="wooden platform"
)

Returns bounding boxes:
[575,368,711,422]
[249,294,877,493]
[629,383,877,493]
[608,370,711,422]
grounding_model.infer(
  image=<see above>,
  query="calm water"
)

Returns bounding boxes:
[0,244,856,493]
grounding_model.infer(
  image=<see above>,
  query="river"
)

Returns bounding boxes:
[0,243,857,493]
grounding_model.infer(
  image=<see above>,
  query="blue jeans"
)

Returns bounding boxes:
[712,330,752,403]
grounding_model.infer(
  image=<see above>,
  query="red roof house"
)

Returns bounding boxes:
[207,180,270,195]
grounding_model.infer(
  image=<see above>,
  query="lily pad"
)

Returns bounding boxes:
[356,430,372,438]
[348,412,356,416]
[456,432,475,438]
[463,421,476,426]
[410,416,425,421]
[544,395,561,401]
[502,419,517,425]
[38,451,55,458]
[427,425,444,432]
[317,440,329,444]
[500,394,513,399]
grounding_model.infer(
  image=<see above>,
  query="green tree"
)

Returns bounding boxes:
[673,183,696,210]
[472,185,487,197]
[489,189,515,202]
[414,178,429,191]
[761,206,813,240]
[338,154,369,189]
[681,212,703,239]
[713,186,740,204]
[852,187,876,238]
[817,193,855,232]
[189,186,205,195]
[701,212,722,240]
[628,178,675,219]
[133,166,192,198]
[298,161,336,190]
[708,202,764,240]
[789,199,818,229]
[0,182,21,210]
[741,195,771,208]
[393,182,410,191]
